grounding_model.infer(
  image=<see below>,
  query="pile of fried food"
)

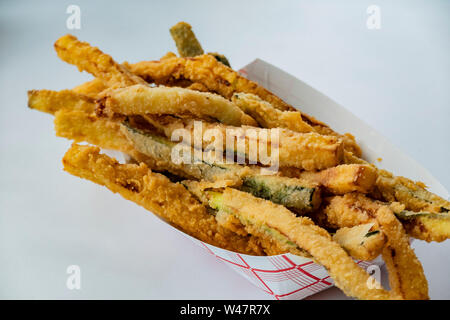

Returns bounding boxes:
[28,22,449,300]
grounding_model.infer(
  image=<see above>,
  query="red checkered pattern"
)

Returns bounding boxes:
[188,238,375,300]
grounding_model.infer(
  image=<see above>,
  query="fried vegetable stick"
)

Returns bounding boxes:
[393,209,450,243]
[184,183,398,300]
[98,84,257,127]
[126,54,293,111]
[143,115,345,171]
[54,34,147,88]
[54,110,135,154]
[232,92,362,157]
[323,193,429,300]
[169,21,204,57]
[121,121,321,213]
[333,223,386,261]
[62,144,263,255]
[28,90,144,160]
[376,171,450,213]
[28,89,96,115]
[298,164,378,194]
[72,78,107,98]
[169,22,231,66]
[376,205,429,300]
[232,92,314,133]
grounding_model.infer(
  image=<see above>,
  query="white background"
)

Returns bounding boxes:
[0,0,449,299]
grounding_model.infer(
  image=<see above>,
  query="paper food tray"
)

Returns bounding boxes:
[112,59,449,300]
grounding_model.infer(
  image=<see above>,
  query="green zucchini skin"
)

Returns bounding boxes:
[241,175,320,213]
[395,210,450,220]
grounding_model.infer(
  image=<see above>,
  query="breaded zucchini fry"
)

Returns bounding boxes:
[54,110,134,154]
[240,175,321,213]
[183,183,397,300]
[122,119,243,181]
[72,78,108,98]
[232,92,362,157]
[143,115,345,171]
[28,89,95,114]
[121,122,321,213]
[376,171,450,213]
[54,34,147,88]
[98,84,257,127]
[126,54,293,111]
[393,210,450,243]
[298,164,378,194]
[169,21,231,66]
[232,92,314,133]
[333,223,386,261]
[62,144,263,255]
[169,21,204,57]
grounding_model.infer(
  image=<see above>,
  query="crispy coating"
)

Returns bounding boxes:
[375,205,429,300]
[322,194,374,228]
[72,78,108,98]
[160,52,178,60]
[183,180,309,257]
[333,223,386,261]
[298,164,378,194]
[170,22,204,57]
[325,193,429,300]
[220,188,397,300]
[53,108,169,174]
[54,34,147,88]
[54,109,196,178]
[144,115,345,170]
[62,144,263,255]
[54,110,135,154]
[98,84,257,127]
[28,89,96,115]
[232,92,314,133]
[186,82,209,92]
[126,54,293,111]
[232,93,362,157]
[392,208,450,243]
[403,216,450,243]
[376,170,450,213]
